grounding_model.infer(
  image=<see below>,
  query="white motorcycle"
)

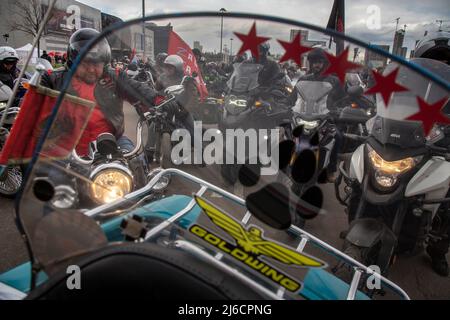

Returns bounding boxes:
[334,58,450,276]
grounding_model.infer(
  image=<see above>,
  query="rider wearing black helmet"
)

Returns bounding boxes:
[254,42,282,87]
[413,31,450,277]
[302,46,346,105]
[41,28,181,155]
[293,46,346,182]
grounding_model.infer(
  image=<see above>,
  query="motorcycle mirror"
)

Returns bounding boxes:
[347,85,364,97]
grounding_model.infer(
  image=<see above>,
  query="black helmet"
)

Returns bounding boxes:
[307,47,328,63]
[413,31,450,65]
[192,48,202,57]
[127,63,138,71]
[156,52,168,65]
[67,28,111,67]
[259,42,270,56]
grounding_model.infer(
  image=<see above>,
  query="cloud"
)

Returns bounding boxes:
[77,0,449,54]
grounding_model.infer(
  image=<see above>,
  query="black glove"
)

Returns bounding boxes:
[162,99,183,117]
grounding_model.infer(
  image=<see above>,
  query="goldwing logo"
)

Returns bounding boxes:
[190,196,326,293]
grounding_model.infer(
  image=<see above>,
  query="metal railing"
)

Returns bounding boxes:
[84,168,411,300]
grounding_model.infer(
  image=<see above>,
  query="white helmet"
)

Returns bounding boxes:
[0,46,19,63]
[163,54,184,74]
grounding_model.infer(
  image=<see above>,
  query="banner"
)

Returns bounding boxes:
[167,31,209,100]
[0,85,95,165]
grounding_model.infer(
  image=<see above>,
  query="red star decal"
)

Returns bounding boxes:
[234,22,271,62]
[322,47,362,85]
[278,33,312,65]
[406,97,450,136]
[365,68,409,107]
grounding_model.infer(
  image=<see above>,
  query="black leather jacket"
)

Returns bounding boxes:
[41,66,158,138]
[0,65,21,89]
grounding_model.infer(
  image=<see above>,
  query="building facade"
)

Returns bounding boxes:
[364,44,390,68]
[0,0,102,54]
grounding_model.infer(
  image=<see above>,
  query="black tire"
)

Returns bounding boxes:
[0,165,23,198]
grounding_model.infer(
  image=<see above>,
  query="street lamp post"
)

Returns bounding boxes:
[230,38,233,58]
[219,8,226,61]
[142,0,146,61]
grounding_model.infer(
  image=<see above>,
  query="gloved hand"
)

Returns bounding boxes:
[161,99,183,116]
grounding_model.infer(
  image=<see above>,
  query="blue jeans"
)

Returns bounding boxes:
[117,135,135,153]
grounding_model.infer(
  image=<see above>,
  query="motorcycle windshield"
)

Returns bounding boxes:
[226,62,263,93]
[371,58,450,142]
[295,81,333,116]
[8,12,447,300]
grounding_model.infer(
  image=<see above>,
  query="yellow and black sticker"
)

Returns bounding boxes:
[189,196,326,293]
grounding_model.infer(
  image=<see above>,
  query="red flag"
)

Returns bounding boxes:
[0,85,95,165]
[167,31,209,100]
[129,48,136,62]
[326,0,345,55]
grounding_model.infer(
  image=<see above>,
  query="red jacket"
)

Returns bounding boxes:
[71,78,114,156]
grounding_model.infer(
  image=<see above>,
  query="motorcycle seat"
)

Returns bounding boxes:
[25,242,267,300]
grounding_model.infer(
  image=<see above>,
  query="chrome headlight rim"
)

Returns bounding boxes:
[89,163,133,204]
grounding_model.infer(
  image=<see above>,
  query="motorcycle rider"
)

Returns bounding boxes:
[253,42,283,88]
[413,31,450,276]
[151,52,168,85]
[0,46,21,90]
[40,28,181,156]
[294,47,346,182]
[155,54,185,91]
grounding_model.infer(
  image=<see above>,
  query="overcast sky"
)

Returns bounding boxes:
[77,0,449,55]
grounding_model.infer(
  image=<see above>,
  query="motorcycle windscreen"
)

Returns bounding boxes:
[371,58,450,141]
[14,87,101,272]
[226,62,263,93]
[295,81,333,115]
[10,13,447,299]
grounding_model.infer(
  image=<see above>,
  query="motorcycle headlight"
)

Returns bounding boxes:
[90,165,132,204]
[367,145,422,188]
[296,117,319,130]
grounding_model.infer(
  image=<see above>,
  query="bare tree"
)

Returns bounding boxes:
[7,0,56,55]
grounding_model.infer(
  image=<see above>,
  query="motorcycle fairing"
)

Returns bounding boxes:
[405,158,450,216]
[295,81,333,115]
[226,62,263,94]
[349,144,365,183]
